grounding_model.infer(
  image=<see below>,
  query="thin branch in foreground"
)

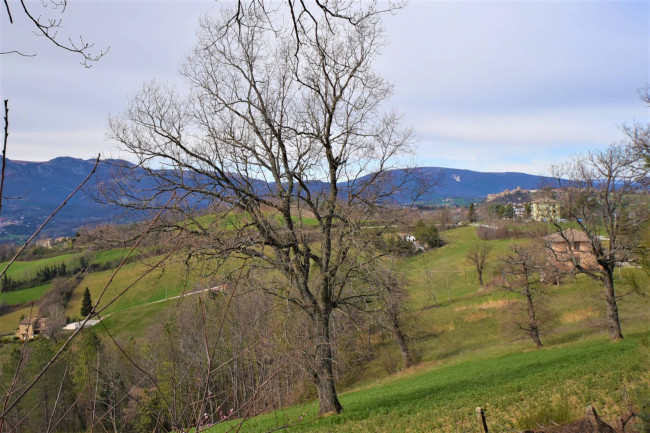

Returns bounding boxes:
[0,50,36,57]
[0,99,8,217]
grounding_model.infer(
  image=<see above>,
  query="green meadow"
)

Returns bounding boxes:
[0,253,81,281]
[209,334,648,432]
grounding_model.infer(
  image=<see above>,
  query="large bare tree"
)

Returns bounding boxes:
[546,144,647,341]
[107,2,417,415]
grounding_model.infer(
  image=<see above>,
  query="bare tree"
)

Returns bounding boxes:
[363,263,414,368]
[501,245,546,349]
[466,243,492,288]
[106,2,416,415]
[546,144,647,341]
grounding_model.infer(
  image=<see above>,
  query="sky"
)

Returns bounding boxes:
[1,0,649,175]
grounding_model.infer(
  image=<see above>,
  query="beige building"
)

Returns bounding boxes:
[15,316,48,341]
[531,199,560,222]
[544,229,599,272]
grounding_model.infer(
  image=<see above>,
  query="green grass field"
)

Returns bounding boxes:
[90,248,131,265]
[209,334,648,432]
[0,283,51,306]
[199,225,649,432]
[0,253,81,281]
[65,256,198,318]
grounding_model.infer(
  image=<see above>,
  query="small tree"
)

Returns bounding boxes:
[466,243,492,287]
[366,264,414,369]
[468,203,477,223]
[413,220,443,249]
[80,287,93,317]
[524,203,532,218]
[501,245,546,348]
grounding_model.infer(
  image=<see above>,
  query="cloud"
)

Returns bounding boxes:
[2,0,648,175]
[413,104,638,147]
[10,129,111,162]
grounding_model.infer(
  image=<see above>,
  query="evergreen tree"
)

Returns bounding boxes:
[468,203,477,223]
[504,203,515,219]
[80,287,93,317]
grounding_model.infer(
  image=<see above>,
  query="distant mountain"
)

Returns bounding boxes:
[399,167,553,202]
[0,158,552,242]
[0,157,137,242]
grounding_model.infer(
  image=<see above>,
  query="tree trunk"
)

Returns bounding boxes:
[523,284,543,348]
[313,312,342,415]
[388,308,414,368]
[477,266,484,287]
[602,268,623,341]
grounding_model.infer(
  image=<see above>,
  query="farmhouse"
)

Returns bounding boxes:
[544,228,599,272]
[15,316,48,341]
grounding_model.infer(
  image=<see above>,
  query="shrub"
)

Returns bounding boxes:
[39,275,82,312]
[514,396,576,431]
[413,220,443,249]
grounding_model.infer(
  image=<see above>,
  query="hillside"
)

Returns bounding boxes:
[1,225,646,432]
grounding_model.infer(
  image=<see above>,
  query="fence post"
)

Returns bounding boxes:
[476,407,488,433]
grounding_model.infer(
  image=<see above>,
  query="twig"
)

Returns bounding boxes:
[1,100,8,218]
[0,50,36,57]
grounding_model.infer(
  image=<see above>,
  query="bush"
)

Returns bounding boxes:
[413,220,443,249]
[514,396,576,431]
[386,235,418,256]
[39,275,82,312]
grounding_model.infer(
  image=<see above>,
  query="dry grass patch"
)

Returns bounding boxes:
[463,311,490,322]
[432,322,456,334]
[560,308,597,324]
[455,299,516,312]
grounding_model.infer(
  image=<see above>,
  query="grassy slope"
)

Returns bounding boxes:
[65,257,200,318]
[206,226,650,432]
[0,305,38,335]
[90,248,131,265]
[211,334,648,433]
[0,253,81,281]
[0,283,51,306]
[0,248,128,333]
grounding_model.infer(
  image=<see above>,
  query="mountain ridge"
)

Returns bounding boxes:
[0,157,553,242]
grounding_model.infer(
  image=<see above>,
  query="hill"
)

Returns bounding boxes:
[0,158,553,242]
[0,225,647,432]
